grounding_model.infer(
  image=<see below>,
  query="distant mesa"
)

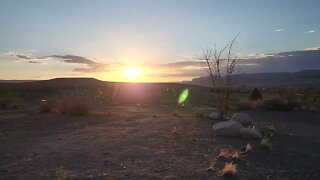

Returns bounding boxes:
[185,70,320,87]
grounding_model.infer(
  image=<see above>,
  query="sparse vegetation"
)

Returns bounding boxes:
[250,88,262,101]
[0,92,21,109]
[218,148,241,160]
[39,100,54,113]
[220,162,237,176]
[245,143,253,153]
[38,94,92,116]
[251,96,289,111]
[56,96,91,116]
[198,34,240,120]
[206,159,217,171]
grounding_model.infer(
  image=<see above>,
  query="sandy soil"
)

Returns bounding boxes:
[0,106,319,179]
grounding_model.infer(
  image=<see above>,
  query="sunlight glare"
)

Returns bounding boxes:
[122,66,142,81]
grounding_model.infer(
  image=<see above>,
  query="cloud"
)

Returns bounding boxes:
[3,48,320,80]
[305,30,316,34]
[16,54,33,60]
[274,29,285,32]
[247,53,274,59]
[2,51,108,73]
[2,51,47,62]
[304,45,320,51]
[238,48,320,73]
[28,61,42,64]
[46,55,96,65]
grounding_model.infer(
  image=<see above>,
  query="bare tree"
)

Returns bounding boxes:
[198,34,240,120]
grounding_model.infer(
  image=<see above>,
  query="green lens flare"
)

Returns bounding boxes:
[178,89,189,104]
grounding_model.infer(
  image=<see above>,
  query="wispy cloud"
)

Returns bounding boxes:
[246,53,274,59]
[46,55,96,65]
[305,30,316,34]
[2,51,108,73]
[274,29,285,32]
[304,45,320,51]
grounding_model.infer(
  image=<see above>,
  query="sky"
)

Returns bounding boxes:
[0,0,320,82]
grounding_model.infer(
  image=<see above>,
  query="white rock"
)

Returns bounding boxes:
[240,128,262,139]
[210,112,220,120]
[212,120,244,136]
[231,113,253,125]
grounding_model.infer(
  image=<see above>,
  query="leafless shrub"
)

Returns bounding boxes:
[198,33,240,120]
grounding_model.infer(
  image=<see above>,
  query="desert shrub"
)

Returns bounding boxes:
[234,100,251,111]
[251,96,289,111]
[0,92,21,109]
[39,102,53,113]
[68,102,90,116]
[281,88,302,110]
[250,88,262,101]
[55,95,91,116]
[220,162,237,176]
[39,100,55,113]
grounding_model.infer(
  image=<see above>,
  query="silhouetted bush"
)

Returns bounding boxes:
[234,100,252,110]
[251,96,289,111]
[68,102,91,116]
[0,92,21,109]
[250,88,262,101]
[39,101,53,113]
[55,95,91,116]
[281,88,302,111]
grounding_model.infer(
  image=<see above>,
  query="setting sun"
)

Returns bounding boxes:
[122,66,142,81]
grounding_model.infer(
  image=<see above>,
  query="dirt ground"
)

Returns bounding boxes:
[0,105,320,179]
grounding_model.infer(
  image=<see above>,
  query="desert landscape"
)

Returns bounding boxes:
[0,79,320,179]
[1,1,320,179]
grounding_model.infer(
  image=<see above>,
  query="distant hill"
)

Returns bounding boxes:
[0,80,36,83]
[0,78,104,91]
[185,70,320,87]
[0,77,215,106]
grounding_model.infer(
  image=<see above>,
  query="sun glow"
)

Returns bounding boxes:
[122,66,142,81]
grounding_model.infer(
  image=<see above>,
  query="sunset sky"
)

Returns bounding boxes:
[0,0,319,82]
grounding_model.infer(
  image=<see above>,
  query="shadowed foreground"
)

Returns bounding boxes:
[0,106,320,179]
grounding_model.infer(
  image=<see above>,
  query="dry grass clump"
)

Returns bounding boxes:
[0,92,21,110]
[245,143,253,153]
[251,96,289,111]
[39,101,53,113]
[218,149,229,158]
[56,97,91,116]
[206,159,217,171]
[231,151,240,159]
[39,94,92,116]
[218,148,241,160]
[220,162,237,176]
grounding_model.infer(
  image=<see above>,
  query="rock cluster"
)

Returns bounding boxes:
[212,113,262,139]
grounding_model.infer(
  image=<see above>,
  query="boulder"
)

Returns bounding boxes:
[231,113,253,125]
[212,120,244,136]
[240,128,262,139]
[210,112,220,120]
